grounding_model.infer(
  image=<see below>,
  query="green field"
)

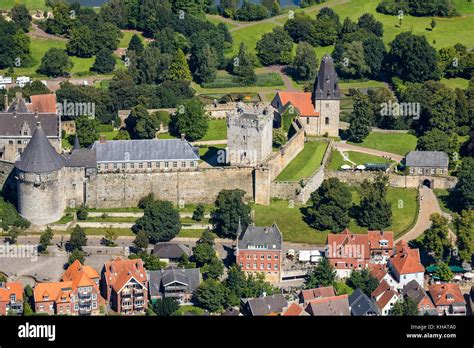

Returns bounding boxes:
[327,150,393,170]
[0,0,48,10]
[349,132,418,156]
[440,77,470,89]
[118,31,145,49]
[253,187,418,244]
[228,21,280,57]
[276,141,328,181]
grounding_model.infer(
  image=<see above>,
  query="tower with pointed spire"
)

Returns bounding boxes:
[15,122,66,225]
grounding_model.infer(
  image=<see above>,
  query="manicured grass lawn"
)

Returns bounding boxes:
[0,0,48,10]
[228,21,280,57]
[349,132,417,156]
[276,141,328,181]
[327,150,393,170]
[82,228,135,236]
[253,187,418,245]
[201,119,227,141]
[118,31,146,48]
[87,207,144,213]
[440,77,470,89]
[199,144,227,166]
[84,216,138,223]
[173,305,206,316]
[100,131,119,140]
[177,229,217,239]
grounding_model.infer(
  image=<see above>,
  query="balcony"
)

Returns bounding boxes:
[133,288,144,295]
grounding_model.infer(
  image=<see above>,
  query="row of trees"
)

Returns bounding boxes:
[376,0,459,17]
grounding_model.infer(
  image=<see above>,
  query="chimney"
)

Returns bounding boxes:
[180,133,186,141]
[34,109,38,118]
[100,135,106,144]
[37,121,42,128]
[3,94,7,111]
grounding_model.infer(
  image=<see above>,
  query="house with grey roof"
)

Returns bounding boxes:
[405,151,449,177]
[91,138,200,173]
[0,92,60,163]
[148,266,201,304]
[152,243,192,262]
[348,288,380,316]
[236,223,283,283]
[402,280,437,315]
[240,294,288,316]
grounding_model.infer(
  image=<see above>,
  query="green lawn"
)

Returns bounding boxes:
[253,187,418,245]
[199,144,227,166]
[276,141,328,181]
[349,132,418,156]
[228,21,280,58]
[327,150,393,170]
[177,229,217,239]
[84,216,138,223]
[201,118,227,141]
[119,31,146,48]
[0,0,48,10]
[440,77,470,89]
[172,305,206,316]
[205,15,239,30]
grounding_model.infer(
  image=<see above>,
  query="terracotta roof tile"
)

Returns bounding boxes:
[103,257,148,293]
[301,286,336,302]
[390,241,425,275]
[34,281,73,303]
[0,282,23,302]
[429,283,465,306]
[276,92,320,117]
[28,94,57,113]
[376,289,398,310]
[372,279,391,299]
[283,302,304,316]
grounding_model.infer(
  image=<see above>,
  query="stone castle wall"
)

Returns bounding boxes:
[0,160,14,190]
[85,166,254,208]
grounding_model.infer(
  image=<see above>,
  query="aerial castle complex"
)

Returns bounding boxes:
[1,54,341,226]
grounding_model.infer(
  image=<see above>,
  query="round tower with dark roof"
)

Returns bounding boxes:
[15,122,65,225]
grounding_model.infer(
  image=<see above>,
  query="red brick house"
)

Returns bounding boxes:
[236,223,282,283]
[34,282,73,315]
[101,257,148,315]
[0,282,23,315]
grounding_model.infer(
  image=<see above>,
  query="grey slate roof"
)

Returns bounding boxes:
[313,54,340,100]
[91,139,200,163]
[241,294,287,316]
[152,243,192,259]
[15,125,65,173]
[63,148,97,168]
[237,223,282,250]
[148,266,201,298]
[349,288,380,316]
[406,151,449,168]
[7,95,29,113]
[0,113,59,137]
[402,279,431,306]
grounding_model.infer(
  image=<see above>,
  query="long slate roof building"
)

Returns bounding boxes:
[406,151,449,169]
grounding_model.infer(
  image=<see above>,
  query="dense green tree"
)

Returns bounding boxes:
[421,213,452,262]
[306,178,352,232]
[37,48,73,77]
[190,43,218,84]
[11,4,31,32]
[128,34,144,53]
[76,204,89,221]
[75,116,100,147]
[256,27,293,66]
[357,13,383,37]
[387,32,439,82]
[434,261,454,282]
[172,98,208,141]
[232,43,257,85]
[193,279,227,312]
[391,297,418,316]
[134,230,149,251]
[201,257,225,280]
[272,128,287,148]
[347,94,372,142]
[68,249,85,265]
[284,13,318,45]
[69,225,87,251]
[129,252,167,270]
[0,17,32,68]
[362,36,386,79]
[217,22,233,44]
[172,0,207,16]
[334,41,370,79]
[453,157,474,210]
[192,230,217,267]
[152,298,179,316]
[292,42,318,81]
[313,15,339,46]
[340,17,358,37]
[417,128,459,155]
[346,269,379,296]
[126,104,160,139]
[91,49,116,74]
[305,258,336,288]
[211,189,252,239]
[453,210,473,262]
[166,48,192,83]
[67,26,95,58]
[133,200,181,243]
[39,227,54,253]
[235,1,269,21]
[192,204,205,221]
[94,22,123,53]
[356,174,392,230]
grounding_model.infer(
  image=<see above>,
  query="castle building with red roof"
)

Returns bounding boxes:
[272,54,340,137]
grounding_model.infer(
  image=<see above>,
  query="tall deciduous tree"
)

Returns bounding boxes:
[348,93,372,142]
[172,98,208,141]
[306,178,352,232]
[133,200,181,243]
[211,189,252,239]
[421,213,452,262]
[305,258,336,288]
[166,48,192,83]
[11,4,31,32]
[232,42,257,85]
[37,48,73,77]
[256,27,293,66]
[91,49,116,74]
[292,42,318,82]
[356,174,392,230]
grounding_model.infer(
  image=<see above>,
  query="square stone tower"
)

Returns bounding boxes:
[226,103,273,166]
[311,54,340,137]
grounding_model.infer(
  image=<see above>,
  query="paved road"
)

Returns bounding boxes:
[334,141,404,162]
[396,186,456,243]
